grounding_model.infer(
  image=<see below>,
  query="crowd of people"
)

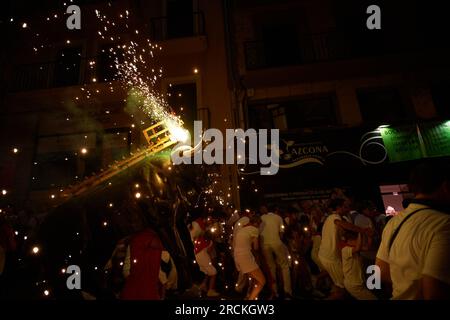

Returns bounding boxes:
[1,162,449,300]
[187,162,450,300]
[188,196,384,300]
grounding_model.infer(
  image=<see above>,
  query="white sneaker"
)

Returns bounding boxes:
[207,289,220,297]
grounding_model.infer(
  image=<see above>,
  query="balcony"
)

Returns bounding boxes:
[9,55,116,92]
[244,30,427,70]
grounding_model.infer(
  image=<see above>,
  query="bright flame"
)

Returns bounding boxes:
[166,120,190,143]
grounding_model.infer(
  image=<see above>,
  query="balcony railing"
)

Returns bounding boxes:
[9,56,114,92]
[150,11,205,42]
[244,30,426,70]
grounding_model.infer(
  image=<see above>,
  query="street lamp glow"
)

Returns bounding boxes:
[1,190,7,195]
[81,148,88,154]
[135,192,141,199]
[32,246,40,254]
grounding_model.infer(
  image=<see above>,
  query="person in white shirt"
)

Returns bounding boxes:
[234,215,265,300]
[318,198,371,299]
[354,201,377,261]
[259,205,292,298]
[376,163,450,299]
[341,230,377,300]
[232,213,251,293]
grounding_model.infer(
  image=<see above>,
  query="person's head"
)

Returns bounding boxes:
[267,204,278,214]
[328,198,349,216]
[409,162,450,205]
[356,200,376,217]
[242,208,255,218]
[259,205,268,215]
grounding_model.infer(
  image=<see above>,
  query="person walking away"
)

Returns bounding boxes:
[260,205,292,299]
[318,198,371,299]
[121,228,163,300]
[190,216,220,297]
[234,215,265,300]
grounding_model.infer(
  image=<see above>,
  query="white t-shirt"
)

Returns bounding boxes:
[354,214,374,230]
[234,225,259,256]
[232,216,250,249]
[318,213,342,263]
[260,213,284,245]
[342,246,364,286]
[377,203,450,299]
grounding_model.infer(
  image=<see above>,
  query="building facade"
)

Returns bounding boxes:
[227,0,450,209]
[0,0,237,210]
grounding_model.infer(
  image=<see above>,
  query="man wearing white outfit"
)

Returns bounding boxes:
[232,214,251,293]
[341,231,377,300]
[319,198,370,299]
[376,163,450,299]
[259,205,292,299]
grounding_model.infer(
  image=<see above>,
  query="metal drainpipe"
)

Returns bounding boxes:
[222,0,242,209]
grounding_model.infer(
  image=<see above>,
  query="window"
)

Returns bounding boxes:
[262,23,300,67]
[357,88,408,124]
[97,43,124,82]
[167,82,197,135]
[248,94,337,130]
[166,0,194,39]
[102,129,131,165]
[53,46,82,87]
